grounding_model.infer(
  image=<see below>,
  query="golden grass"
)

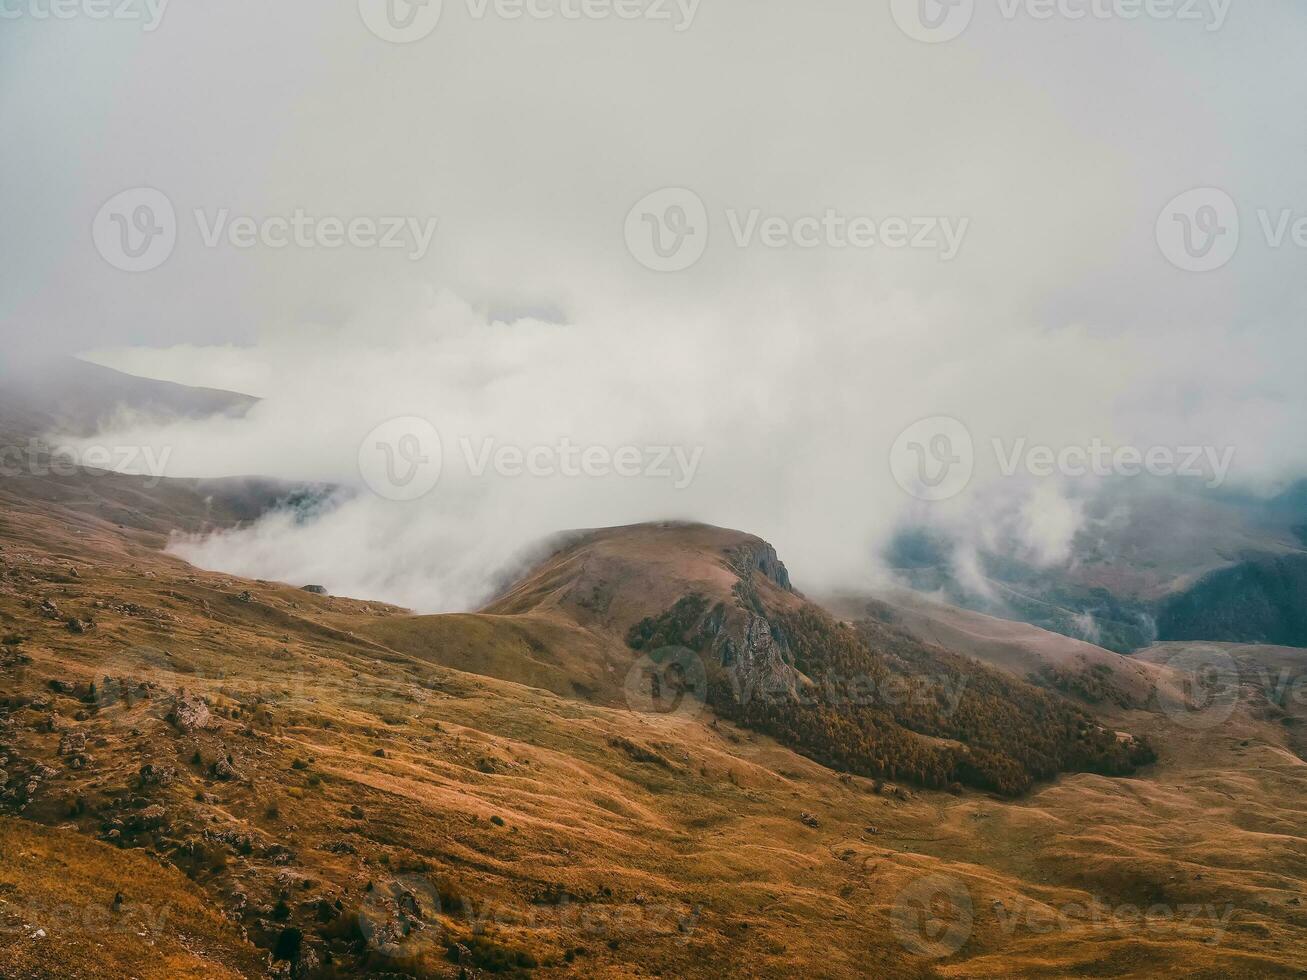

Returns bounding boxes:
[0,489,1305,977]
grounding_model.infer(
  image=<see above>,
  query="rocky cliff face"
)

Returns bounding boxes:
[727,541,794,593]
[702,605,802,706]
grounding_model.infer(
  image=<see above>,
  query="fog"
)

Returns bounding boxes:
[4,1,1305,610]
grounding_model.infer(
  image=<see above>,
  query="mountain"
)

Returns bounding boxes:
[823,587,1165,709]
[0,357,317,539]
[2,371,1307,977]
[887,480,1307,652]
[0,356,256,443]
[1157,553,1307,648]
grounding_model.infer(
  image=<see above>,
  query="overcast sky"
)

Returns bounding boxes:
[3,1,1305,609]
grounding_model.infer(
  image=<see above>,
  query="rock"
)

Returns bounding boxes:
[727,541,793,591]
[294,939,322,975]
[58,731,87,756]
[236,591,253,603]
[66,618,90,634]
[397,888,422,917]
[210,758,240,781]
[301,585,328,595]
[131,805,167,831]
[169,695,211,733]
[799,812,820,828]
[715,612,801,705]
[39,599,59,619]
[139,764,177,787]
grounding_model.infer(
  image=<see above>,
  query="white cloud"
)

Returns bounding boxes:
[6,2,1306,608]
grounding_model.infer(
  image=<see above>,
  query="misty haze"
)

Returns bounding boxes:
[1,2,1305,978]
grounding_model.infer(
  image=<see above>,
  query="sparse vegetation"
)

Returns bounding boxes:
[634,597,1155,795]
[0,459,1294,978]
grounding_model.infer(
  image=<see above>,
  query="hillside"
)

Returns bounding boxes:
[823,589,1165,710]
[0,357,255,443]
[886,482,1307,653]
[1,372,1306,977]
[1157,554,1307,648]
[2,460,1306,976]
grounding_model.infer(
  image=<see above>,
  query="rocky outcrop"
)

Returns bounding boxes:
[695,604,800,707]
[727,542,793,593]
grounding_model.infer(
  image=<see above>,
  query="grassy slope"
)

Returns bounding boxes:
[0,481,1304,976]
[0,816,267,979]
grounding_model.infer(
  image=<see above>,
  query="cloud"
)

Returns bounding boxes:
[6,2,1306,609]
[68,285,1307,612]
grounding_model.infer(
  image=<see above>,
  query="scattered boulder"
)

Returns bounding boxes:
[57,731,87,757]
[130,805,167,832]
[139,764,177,788]
[169,695,212,733]
[301,585,328,595]
[799,812,820,829]
[210,758,240,781]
